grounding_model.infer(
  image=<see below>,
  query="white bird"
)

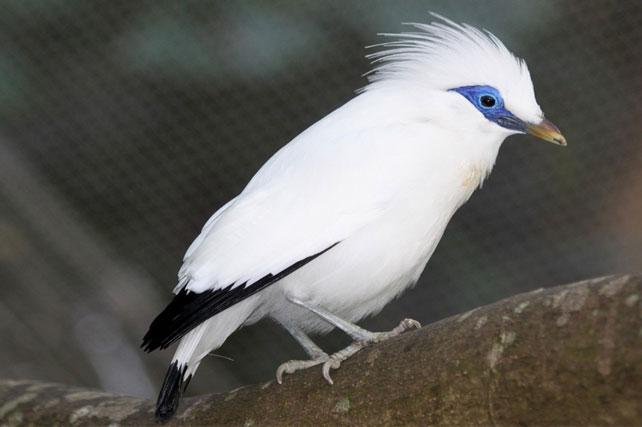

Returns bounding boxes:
[143,15,566,420]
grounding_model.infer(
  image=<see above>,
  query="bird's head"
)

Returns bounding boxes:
[365,14,566,146]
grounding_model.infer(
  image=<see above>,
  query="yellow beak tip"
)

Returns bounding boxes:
[553,135,567,146]
[526,118,567,146]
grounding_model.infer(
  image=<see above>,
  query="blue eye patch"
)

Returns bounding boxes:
[449,85,526,133]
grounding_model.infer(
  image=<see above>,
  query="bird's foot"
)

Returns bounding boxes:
[276,318,421,385]
[369,318,421,343]
[320,318,421,383]
[276,354,329,384]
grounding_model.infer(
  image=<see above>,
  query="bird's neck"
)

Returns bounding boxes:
[460,132,504,190]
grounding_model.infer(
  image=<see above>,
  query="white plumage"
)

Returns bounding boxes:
[144,15,565,420]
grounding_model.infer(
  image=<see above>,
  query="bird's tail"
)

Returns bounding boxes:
[155,360,194,421]
[155,324,205,421]
[154,297,260,421]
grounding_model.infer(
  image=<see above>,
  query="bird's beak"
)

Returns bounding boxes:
[525,118,567,146]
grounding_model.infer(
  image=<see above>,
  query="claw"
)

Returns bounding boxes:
[275,363,289,384]
[322,357,341,385]
[275,355,328,384]
[402,318,421,330]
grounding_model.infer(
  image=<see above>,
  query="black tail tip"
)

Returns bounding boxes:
[155,406,177,423]
[155,361,189,422]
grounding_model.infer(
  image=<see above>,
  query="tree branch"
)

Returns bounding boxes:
[1,274,641,426]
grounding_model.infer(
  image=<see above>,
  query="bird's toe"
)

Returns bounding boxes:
[321,357,342,385]
[402,318,422,330]
[275,355,329,384]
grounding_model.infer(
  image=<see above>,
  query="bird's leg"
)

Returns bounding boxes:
[276,326,329,384]
[289,298,379,341]
[289,326,328,359]
[287,297,421,384]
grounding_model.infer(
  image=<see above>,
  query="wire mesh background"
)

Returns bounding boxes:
[0,0,640,399]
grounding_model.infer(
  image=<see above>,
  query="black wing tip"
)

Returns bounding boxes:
[140,333,162,353]
[142,296,193,353]
[141,336,155,353]
[143,242,342,355]
[141,331,170,353]
[155,362,188,422]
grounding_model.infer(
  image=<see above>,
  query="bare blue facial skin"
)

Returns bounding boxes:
[450,85,527,133]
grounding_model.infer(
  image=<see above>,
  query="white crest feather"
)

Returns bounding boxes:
[364,14,542,122]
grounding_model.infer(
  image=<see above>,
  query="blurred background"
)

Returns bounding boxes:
[0,0,640,399]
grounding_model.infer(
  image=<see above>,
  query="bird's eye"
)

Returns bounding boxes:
[480,95,496,108]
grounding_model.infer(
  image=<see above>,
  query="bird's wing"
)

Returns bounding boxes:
[142,175,386,351]
[142,126,407,351]
[142,91,430,352]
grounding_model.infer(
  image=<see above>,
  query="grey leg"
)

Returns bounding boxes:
[276,326,329,384]
[286,326,327,359]
[279,297,421,384]
[288,297,378,341]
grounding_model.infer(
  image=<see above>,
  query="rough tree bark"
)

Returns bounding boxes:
[1,274,641,426]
